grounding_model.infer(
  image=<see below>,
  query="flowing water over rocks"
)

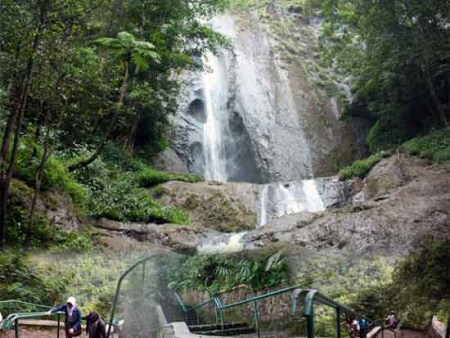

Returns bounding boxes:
[257,180,325,227]
[158,10,362,182]
[121,10,450,257]
[142,155,450,255]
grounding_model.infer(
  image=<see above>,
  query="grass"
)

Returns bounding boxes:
[135,164,202,188]
[400,127,450,164]
[339,151,390,180]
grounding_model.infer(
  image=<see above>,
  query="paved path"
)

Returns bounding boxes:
[0,327,66,338]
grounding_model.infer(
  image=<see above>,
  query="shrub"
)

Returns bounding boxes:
[401,127,450,164]
[354,239,450,327]
[148,206,191,224]
[7,179,93,250]
[135,162,202,188]
[84,164,191,224]
[14,137,88,210]
[339,151,390,180]
[170,251,289,294]
[0,252,69,306]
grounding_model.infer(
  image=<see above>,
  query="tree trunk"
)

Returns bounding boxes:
[26,105,52,247]
[0,13,45,249]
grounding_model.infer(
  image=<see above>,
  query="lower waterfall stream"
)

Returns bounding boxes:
[197,179,327,253]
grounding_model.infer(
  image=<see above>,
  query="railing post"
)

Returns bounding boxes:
[306,303,314,338]
[215,302,220,325]
[14,319,19,338]
[142,261,146,284]
[446,314,450,338]
[57,313,61,338]
[252,301,260,338]
[336,307,341,338]
[220,309,224,331]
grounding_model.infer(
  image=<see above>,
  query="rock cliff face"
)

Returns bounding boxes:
[151,181,258,232]
[151,177,351,232]
[158,7,364,182]
[146,155,450,254]
[244,155,450,254]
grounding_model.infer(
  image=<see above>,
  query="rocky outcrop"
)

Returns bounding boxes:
[159,7,364,182]
[151,181,258,232]
[151,177,352,232]
[242,155,450,254]
[93,218,220,254]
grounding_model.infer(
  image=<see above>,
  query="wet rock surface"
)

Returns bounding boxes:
[95,155,449,256]
[244,155,450,254]
[151,181,258,232]
[93,218,220,254]
[160,10,362,182]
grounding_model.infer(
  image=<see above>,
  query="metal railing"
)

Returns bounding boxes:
[106,254,156,338]
[446,314,449,338]
[0,300,63,338]
[174,286,372,338]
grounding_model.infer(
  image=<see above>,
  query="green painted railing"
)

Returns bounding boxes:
[0,300,63,338]
[0,300,51,312]
[174,286,372,338]
[446,314,450,338]
[106,254,155,338]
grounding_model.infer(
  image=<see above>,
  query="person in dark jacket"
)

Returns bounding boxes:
[83,311,106,338]
[48,296,82,337]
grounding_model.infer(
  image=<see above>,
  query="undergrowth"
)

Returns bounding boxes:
[339,151,390,180]
[7,179,92,250]
[72,145,193,224]
[401,127,450,164]
[170,251,290,294]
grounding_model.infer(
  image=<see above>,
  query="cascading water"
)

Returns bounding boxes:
[257,179,325,227]
[191,16,329,253]
[202,51,229,182]
[197,232,248,254]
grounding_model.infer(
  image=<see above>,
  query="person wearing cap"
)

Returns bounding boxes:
[47,296,82,337]
[385,310,399,329]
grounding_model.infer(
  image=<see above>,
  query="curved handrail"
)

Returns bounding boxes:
[0,300,52,310]
[106,254,157,338]
[1,310,64,338]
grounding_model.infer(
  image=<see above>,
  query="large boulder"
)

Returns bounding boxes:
[151,181,258,232]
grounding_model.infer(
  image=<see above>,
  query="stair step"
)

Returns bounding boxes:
[189,322,248,332]
[194,327,257,336]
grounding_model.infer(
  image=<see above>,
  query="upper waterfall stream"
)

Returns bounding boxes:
[202,51,229,182]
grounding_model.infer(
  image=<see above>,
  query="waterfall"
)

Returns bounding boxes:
[257,179,325,227]
[197,232,247,254]
[202,51,229,182]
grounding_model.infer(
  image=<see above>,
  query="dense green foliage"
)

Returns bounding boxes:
[0,0,226,247]
[321,0,450,150]
[14,136,88,210]
[73,145,193,224]
[401,127,450,165]
[354,239,450,326]
[0,252,69,306]
[339,151,389,180]
[0,250,135,318]
[170,251,290,294]
[7,179,93,250]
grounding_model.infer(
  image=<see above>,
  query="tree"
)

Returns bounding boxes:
[321,0,450,150]
[0,0,227,248]
[68,31,160,171]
